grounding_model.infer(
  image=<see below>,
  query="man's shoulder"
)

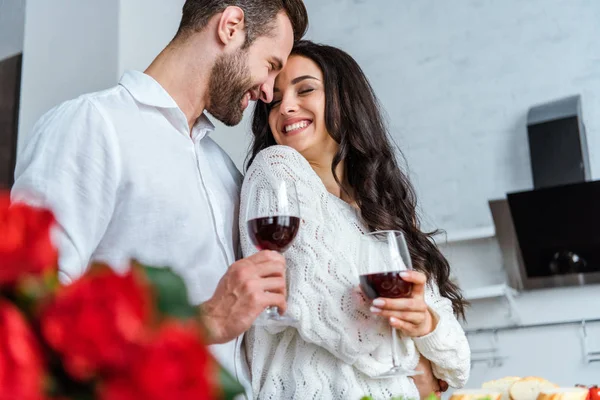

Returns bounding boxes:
[70,84,133,113]
[40,84,131,124]
[22,85,132,156]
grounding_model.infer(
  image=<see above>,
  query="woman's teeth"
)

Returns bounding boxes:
[285,121,310,133]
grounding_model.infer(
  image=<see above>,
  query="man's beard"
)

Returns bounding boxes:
[206,50,254,127]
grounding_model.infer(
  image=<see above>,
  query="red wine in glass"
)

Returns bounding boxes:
[360,271,413,300]
[359,230,422,378]
[247,216,300,252]
[245,179,300,324]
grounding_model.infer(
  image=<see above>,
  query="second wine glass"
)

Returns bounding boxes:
[359,230,423,378]
[246,178,300,324]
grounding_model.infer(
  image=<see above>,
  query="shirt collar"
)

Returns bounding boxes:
[192,113,216,140]
[119,70,179,109]
[120,70,216,138]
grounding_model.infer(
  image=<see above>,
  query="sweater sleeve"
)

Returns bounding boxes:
[412,282,471,388]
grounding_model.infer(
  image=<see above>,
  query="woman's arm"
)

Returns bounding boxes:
[412,282,471,388]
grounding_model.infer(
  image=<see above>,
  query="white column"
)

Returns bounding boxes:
[117,0,185,76]
[18,0,120,150]
[0,0,26,61]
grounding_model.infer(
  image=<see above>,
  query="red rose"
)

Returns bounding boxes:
[0,299,45,400]
[0,195,58,285]
[101,322,217,400]
[41,266,151,380]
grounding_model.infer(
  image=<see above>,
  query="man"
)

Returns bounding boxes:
[11,0,308,394]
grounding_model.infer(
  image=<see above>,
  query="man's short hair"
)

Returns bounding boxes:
[176,0,308,45]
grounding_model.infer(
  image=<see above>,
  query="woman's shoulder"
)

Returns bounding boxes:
[244,145,324,193]
[253,145,310,168]
[248,145,316,178]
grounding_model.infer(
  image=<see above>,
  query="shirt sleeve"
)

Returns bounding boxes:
[11,97,121,283]
[412,282,471,388]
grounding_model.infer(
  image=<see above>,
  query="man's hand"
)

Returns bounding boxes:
[200,250,287,344]
[412,355,444,399]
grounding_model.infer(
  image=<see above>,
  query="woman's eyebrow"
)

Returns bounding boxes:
[291,75,320,84]
[274,75,320,93]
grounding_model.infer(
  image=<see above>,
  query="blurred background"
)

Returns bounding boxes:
[1,0,600,390]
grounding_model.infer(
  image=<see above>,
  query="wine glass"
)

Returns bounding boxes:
[359,230,423,378]
[246,177,301,324]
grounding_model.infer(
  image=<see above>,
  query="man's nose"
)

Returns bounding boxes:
[259,87,272,103]
[259,78,275,103]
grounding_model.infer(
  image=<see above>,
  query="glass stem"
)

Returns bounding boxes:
[391,327,400,368]
[266,306,280,318]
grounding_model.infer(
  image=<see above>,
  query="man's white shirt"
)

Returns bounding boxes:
[12,70,250,394]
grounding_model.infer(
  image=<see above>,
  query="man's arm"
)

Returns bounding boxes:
[199,250,287,345]
[12,97,121,283]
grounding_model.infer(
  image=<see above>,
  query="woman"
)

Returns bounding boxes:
[240,40,470,399]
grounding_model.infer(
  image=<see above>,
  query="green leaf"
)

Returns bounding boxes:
[141,265,197,319]
[219,366,245,400]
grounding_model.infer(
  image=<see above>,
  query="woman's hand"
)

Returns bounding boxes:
[369,270,437,337]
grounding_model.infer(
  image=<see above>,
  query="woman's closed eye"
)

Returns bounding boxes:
[298,88,315,95]
[269,87,316,108]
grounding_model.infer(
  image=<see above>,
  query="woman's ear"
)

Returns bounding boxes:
[216,6,246,49]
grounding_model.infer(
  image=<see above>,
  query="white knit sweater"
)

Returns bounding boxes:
[240,146,470,400]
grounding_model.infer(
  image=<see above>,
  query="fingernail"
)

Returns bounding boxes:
[390,317,399,324]
[399,271,409,278]
[372,299,385,307]
[370,306,382,313]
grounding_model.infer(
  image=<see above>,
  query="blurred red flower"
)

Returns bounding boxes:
[0,196,57,285]
[41,266,151,381]
[0,299,46,400]
[101,322,217,400]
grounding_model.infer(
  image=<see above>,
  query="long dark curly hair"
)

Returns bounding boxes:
[246,40,467,319]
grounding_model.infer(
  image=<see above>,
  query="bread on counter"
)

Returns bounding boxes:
[536,387,589,400]
[509,377,559,400]
[483,377,522,400]
[449,389,503,400]
[450,376,586,400]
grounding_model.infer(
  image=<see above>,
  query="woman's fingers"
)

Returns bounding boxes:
[367,273,436,336]
[375,311,426,325]
[396,270,426,285]
[370,298,436,337]
[397,270,427,296]
[388,314,434,337]
[371,297,428,313]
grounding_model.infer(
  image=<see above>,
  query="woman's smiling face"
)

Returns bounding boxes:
[268,55,337,157]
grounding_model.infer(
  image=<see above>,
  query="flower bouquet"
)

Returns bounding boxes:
[0,194,244,400]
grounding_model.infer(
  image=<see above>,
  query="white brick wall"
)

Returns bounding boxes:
[296,0,600,233]
[18,0,120,150]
